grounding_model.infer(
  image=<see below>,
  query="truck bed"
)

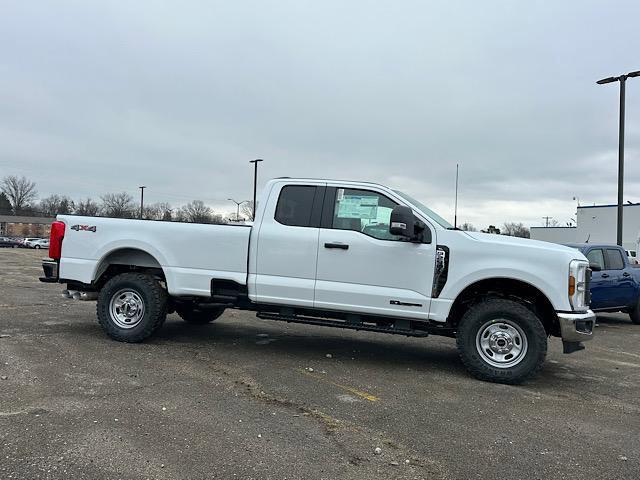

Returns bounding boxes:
[57,215,252,297]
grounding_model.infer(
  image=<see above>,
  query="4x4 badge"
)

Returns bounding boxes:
[70,225,96,232]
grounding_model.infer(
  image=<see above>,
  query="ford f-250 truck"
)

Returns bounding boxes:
[567,243,640,324]
[40,178,595,384]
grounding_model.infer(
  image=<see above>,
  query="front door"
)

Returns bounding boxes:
[314,186,435,320]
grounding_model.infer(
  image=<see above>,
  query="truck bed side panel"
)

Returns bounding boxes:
[57,216,251,297]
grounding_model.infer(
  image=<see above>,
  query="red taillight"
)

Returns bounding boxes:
[49,221,65,259]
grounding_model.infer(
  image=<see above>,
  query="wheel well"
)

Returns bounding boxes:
[94,248,165,288]
[447,278,559,336]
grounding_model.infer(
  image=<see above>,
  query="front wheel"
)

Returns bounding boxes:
[97,273,167,342]
[456,298,547,384]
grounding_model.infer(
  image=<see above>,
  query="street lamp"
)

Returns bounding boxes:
[228,198,248,222]
[597,70,640,246]
[139,186,146,219]
[249,159,263,221]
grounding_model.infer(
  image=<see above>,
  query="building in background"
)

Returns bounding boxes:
[530,203,640,251]
[0,215,54,237]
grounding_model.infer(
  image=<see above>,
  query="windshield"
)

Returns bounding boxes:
[393,190,453,229]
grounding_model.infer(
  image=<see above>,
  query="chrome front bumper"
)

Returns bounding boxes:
[557,310,595,343]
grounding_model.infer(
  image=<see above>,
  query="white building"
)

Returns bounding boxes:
[530,203,640,251]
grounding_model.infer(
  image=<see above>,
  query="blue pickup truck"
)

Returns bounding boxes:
[566,244,640,324]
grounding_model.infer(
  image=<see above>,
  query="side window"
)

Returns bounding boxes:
[331,188,402,241]
[275,186,317,227]
[605,248,625,270]
[586,249,604,270]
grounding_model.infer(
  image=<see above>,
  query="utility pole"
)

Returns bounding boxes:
[454,163,459,229]
[139,186,146,219]
[542,216,552,227]
[249,159,263,221]
[228,198,248,222]
[597,69,640,246]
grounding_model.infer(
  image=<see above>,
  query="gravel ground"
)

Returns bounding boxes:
[1,249,639,479]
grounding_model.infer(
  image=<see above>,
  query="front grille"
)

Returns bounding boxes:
[585,268,592,306]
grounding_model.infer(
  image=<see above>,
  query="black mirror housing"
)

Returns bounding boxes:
[390,205,431,243]
[589,263,602,272]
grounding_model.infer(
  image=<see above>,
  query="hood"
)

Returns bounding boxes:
[464,231,582,256]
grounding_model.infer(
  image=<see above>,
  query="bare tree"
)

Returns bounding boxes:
[0,192,11,215]
[39,195,75,216]
[241,201,255,220]
[1,175,37,214]
[75,198,100,216]
[502,222,530,238]
[100,192,135,218]
[459,222,476,232]
[179,200,213,223]
[143,202,173,221]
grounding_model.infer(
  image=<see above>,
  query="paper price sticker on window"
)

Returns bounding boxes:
[337,195,378,219]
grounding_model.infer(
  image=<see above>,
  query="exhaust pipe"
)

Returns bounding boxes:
[61,290,98,301]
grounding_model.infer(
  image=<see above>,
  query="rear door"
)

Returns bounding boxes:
[314,186,435,320]
[254,183,325,307]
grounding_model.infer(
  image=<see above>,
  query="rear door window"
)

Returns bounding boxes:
[275,185,320,227]
[605,249,625,270]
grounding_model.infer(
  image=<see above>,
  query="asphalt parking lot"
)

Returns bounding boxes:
[1,250,639,479]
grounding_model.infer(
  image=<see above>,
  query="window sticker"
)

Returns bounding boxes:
[337,195,378,219]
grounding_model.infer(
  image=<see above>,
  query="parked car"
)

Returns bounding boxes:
[30,239,50,249]
[39,178,595,384]
[0,237,20,248]
[566,243,640,324]
[23,237,44,248]
[625,249,638,265]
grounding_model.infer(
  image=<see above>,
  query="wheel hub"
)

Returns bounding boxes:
[476,320,528,369]
[109,289,145,329]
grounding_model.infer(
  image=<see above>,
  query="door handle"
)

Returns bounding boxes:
[324,242,349,250]
[623,272,631,277]
[601,273,610,278]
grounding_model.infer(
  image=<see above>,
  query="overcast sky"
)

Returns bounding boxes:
[1,1,639,228]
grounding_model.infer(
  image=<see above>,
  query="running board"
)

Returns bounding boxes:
[256,311,429,337]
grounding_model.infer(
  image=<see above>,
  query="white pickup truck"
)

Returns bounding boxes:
[40,178,595,384]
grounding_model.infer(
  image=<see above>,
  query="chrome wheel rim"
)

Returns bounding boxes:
[109,289,145,329]
[476,319,528,368]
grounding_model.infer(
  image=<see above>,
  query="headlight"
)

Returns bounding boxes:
[568,259,589,311]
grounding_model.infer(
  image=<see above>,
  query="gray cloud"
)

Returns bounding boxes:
[1,0,639,228]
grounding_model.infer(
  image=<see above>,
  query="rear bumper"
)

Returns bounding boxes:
[39,259,59,283]
[557,310,595,342]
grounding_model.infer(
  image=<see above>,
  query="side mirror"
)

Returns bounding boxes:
[589,263,602,272]
[389,205,431,243]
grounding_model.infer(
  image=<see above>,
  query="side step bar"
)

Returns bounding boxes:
[256,311,430,337]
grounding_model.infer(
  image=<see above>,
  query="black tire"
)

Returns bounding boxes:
[177,306,225,324]
[456,298,547,384]
[629,300,640,325]
[34,245,41,249]
[97,273,167,342]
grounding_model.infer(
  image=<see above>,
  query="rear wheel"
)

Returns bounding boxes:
[97,273,167,342]
[177,305,225,324]
[456,298,547,384]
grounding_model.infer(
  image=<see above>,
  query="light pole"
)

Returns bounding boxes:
[597,70,640,246]
[139,186,146,219]
[228,198,248,222]
[454,163,459,229]
[249,159,263,221]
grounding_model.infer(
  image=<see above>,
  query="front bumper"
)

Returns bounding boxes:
[557,310,595,343]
